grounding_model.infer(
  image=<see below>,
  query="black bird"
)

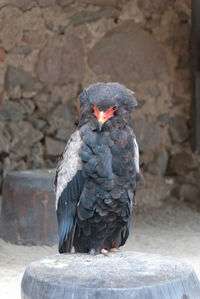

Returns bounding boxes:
[55,82,142,255]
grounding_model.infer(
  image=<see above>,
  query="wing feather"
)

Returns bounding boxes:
[133,136,139,173]
[55,130,82,208]
[55,130,84,253]
[133,136,145,188]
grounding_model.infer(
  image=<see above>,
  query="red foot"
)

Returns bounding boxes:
[100,249,109,256]
[109,248,120,253]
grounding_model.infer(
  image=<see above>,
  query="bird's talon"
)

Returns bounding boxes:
[109,248,120,253]
[101,249,110,256]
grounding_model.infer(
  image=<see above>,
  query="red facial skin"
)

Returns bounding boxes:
[92,105,119,124]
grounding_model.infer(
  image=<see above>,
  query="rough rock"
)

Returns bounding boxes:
[0,7,23,50]
[3,155,27,174]
[175,171,198,186]
[50,84,79,104]
[179,184,200,202]
[0,131,9,153]
[4,0,35,11]
[137,99,146,109]
[172,184,200,203]
[0,102,23,121]
[45,137,65,156]
[11,125,44,155]
[169,115,189,143]
[148,86,160,97]
[194,165,200,182]
[136,173,173,212]
[30,142,44,169]
[6,66,36,92]
[7,121,26,140]
[45,158,58,169]
[0,92,3,102]
[18,7,45,31]
[9,86,22,99]
[19,99,35,115]
[157,113,170,126]
[140,151,154,168]
[70,7,120,26]
[22,90,38,99]
[57,0,74,6]
[17,7,50,48]
[33,93,54,113]
[138,0,174,16]
[132,118,162,151]
[41,5,71,34]
[49,102,76,126]
[22,30,50,48]
[36,35,85,85]
[78,0,127,8]
[168,152,197,176]
[0,173,2,192]
[37,0,56,7]
[0,62,6,92]
[56,127,75,141]
[2,157,13,175]
[31,142,44,157]
[88,21,168,83]
[27,116,47,129]
[147,148,169,176]
[0,47,6,62]
[10,45,32,55]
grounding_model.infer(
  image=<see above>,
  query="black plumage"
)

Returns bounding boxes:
[55,82,141,254]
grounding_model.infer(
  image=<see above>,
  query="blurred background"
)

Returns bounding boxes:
[0,0,198,209]
[0,0,200,298]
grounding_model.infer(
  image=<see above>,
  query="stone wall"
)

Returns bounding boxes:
[0,0,199,209]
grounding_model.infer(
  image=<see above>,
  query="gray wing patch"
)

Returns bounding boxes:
[133,136,145,188]
[55,130,84,253]
[55,130,83,209]
[133,136,140,173]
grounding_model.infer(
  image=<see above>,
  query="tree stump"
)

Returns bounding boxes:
[0,169,57,245]
[21,251,200,299]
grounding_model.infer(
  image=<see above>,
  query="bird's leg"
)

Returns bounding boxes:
[109,248,120,253]
[89,248,110,256]
[89,248,97,255]
[100,249,110,256]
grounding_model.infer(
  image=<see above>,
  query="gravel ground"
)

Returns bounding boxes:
[0,198,200,299]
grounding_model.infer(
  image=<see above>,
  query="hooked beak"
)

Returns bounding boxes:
[97,111,105,131]
[98,121,103,131]
[92,105,118,132]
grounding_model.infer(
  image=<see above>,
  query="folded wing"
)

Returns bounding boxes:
[55,130,84,253]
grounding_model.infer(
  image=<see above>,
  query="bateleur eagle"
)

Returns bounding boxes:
[55,82,142,255]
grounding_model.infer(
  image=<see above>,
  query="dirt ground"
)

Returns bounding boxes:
[0,198,200,299]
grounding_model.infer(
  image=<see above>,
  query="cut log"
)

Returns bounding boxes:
[21,251,200,299]
[0,169,57,245]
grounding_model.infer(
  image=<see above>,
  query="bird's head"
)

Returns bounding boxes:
[78,82,138,130]
[92,105,119,131]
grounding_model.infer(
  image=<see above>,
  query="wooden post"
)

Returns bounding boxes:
[191,0,200,152]
[0,169,57,246]
[21,252,200,299]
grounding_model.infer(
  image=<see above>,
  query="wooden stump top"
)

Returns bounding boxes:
[21,251,200,299]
